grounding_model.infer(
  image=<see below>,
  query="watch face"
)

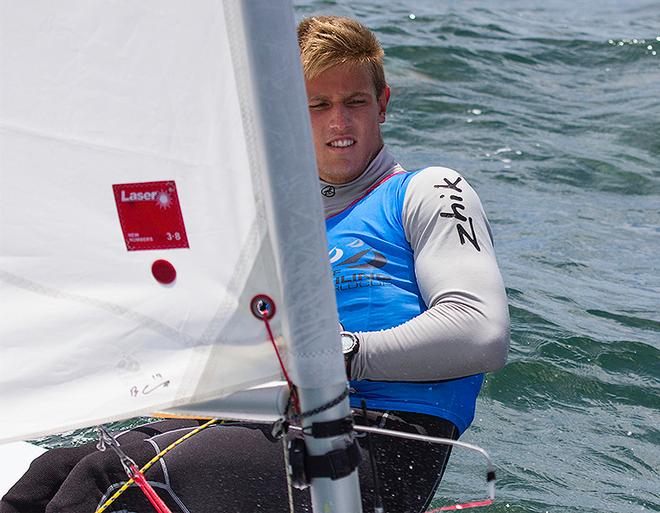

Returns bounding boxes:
[341,333,358,354]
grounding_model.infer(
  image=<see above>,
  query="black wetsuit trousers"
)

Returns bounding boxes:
[0,411,457,513]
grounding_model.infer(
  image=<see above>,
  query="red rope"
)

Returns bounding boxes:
[426,499,493,512]
[129,464,172,513]
[261,315,300,413]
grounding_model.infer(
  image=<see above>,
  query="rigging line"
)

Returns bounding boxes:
[96,426,173,513]
[352,425,494,473]
[247,294,301,509]
[260,314,294,391]
[290,386,349,424]
[129,467,172,513]
[95,419,219,513]
[259,310,301,413]
[426,499,494,512]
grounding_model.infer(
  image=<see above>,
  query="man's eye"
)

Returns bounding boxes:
[347,99,366,106]
[309,102,328,110]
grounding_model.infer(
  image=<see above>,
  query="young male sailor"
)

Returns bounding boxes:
[302,15,509,509]
[0,15,509,513]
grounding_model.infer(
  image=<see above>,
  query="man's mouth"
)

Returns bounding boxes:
[327,138,355,148]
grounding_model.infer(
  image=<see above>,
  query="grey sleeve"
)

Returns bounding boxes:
[350,167,510,381]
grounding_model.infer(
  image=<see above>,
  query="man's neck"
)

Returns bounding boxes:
[320,146,404,218]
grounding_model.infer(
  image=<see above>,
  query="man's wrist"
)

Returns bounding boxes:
[340,331,360,380]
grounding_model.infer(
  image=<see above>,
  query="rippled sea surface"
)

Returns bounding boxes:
[295,1,659,511]
[35,1,659,512]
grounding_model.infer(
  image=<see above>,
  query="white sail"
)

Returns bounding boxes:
[0,0,345,447]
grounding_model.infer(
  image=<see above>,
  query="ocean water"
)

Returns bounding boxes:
[294,1,659,512]
[28,2,658,512]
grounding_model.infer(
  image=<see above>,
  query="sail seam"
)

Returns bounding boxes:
[0,269,197,346]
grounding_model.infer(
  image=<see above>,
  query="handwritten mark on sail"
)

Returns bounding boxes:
[130,373,170,397]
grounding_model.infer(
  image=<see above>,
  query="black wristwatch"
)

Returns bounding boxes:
[340,331,359,379]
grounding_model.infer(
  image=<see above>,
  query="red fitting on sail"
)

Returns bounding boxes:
[151,260,176,284]
[250,294,276,320]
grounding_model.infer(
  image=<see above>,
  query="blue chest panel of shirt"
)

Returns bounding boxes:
[326,171,482,434]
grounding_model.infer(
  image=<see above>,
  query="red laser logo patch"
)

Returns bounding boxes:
[112,181,189,251]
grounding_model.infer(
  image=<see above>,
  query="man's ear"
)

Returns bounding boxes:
[378,85,391,123]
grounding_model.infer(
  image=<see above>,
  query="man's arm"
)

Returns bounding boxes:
[350,167,509,381]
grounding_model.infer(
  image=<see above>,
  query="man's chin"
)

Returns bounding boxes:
[319,167,362,185]
[318,159,364,184]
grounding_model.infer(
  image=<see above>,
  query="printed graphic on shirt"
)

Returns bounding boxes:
[434,177,480,252]
[321,185,336,197]
[329,238,391,291]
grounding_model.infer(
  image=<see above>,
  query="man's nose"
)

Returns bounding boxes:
[329,105,350,130]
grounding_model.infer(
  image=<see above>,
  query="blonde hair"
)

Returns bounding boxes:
[297,16,386,97]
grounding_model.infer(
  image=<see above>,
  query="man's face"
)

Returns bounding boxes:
[305,63,390,184]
